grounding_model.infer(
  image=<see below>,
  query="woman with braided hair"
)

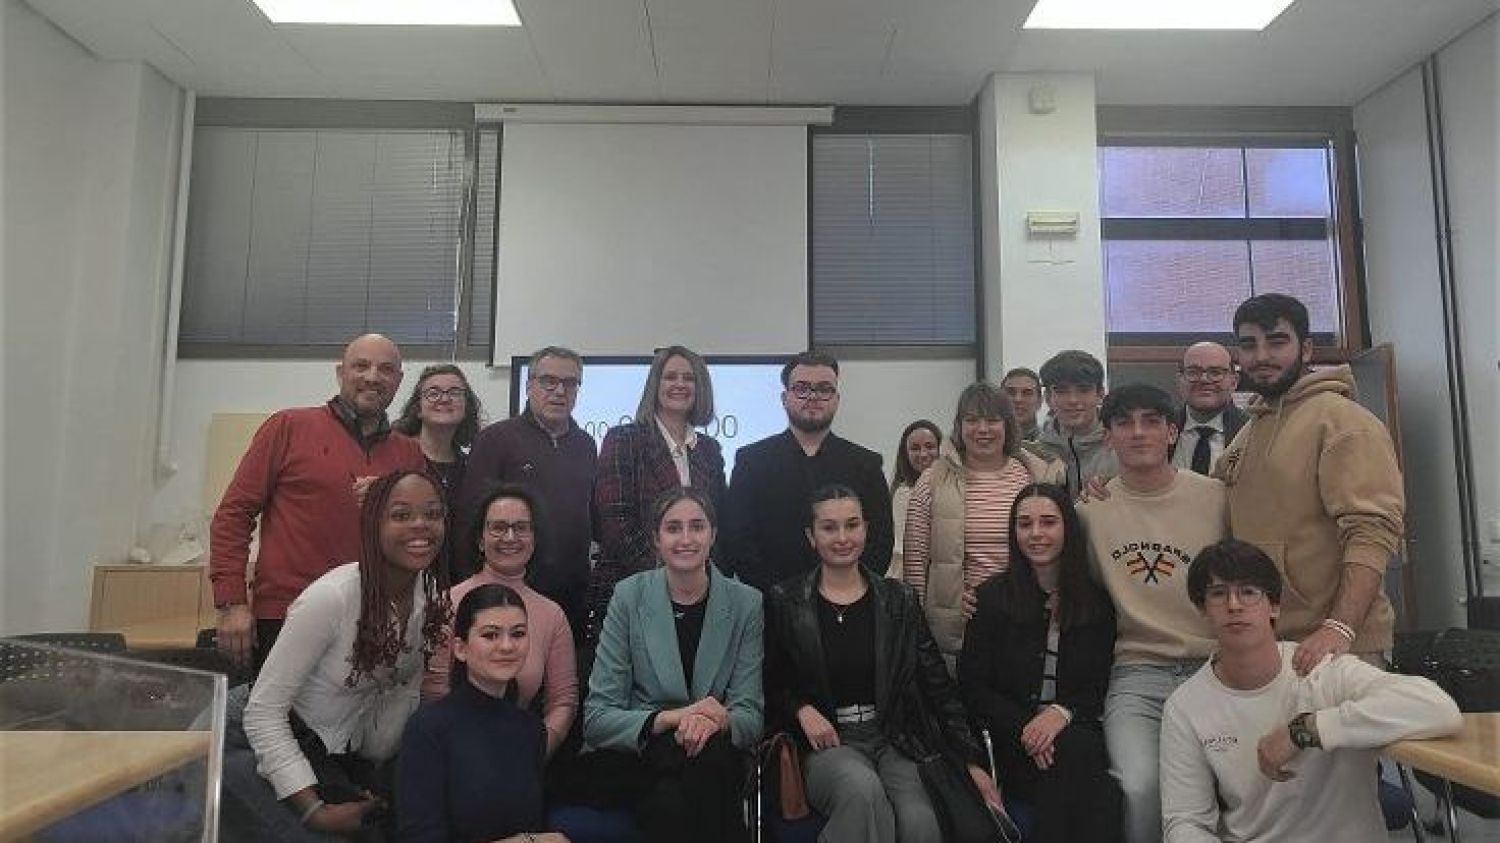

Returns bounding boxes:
[224,469,452,841]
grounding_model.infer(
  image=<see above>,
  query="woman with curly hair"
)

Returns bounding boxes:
[227,469,452,840]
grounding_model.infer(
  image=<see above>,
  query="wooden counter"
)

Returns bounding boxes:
[0,730,212,841]
[1385,713,1500,797]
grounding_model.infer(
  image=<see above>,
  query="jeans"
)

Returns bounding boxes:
[1103,660,1204,843]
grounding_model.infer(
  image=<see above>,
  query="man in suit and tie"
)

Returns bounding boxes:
[1170,342,1247,476]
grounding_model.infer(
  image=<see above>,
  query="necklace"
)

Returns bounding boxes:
[822,592,862,624]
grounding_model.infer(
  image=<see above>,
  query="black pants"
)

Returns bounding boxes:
[564,732,747,843]
[252,619,285,675]
[992,719,1121,843]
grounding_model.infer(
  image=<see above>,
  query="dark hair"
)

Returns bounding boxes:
[635,345,715,428]
[528,345,584,372]
[348,470,452,686]
[650,487,718,534]
[467,483,548,581]
[1001,367,1041,388]
[807,483,863,527]
[1187,539,1284,609]
[950,382,1021,461]
[1039,350,1105,390]
[780,350,840,387]
[996,484,1105,630]
[1099,383,1178,429]
[449,583,528,696]
[1233,293,1311,344]
[891,419,943,491]
[393,364,484,450]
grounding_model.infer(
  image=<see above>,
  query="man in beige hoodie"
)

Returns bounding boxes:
[1218,293,1405,675]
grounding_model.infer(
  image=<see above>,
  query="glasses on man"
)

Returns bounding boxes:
[532,375,582,394]
[789,382,838,401]
[420,387,466,403]
[484,520,534,538]
[1203,583,1268,606]
[1180,366,1234,384]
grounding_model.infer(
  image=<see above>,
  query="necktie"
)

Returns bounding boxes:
[1191,426,1216,475]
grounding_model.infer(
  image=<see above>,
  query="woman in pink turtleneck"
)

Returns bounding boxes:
[422,483,578,757]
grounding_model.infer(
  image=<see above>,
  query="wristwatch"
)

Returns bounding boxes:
[1288,712,1321,750]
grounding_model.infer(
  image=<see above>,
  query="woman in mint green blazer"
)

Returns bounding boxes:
[579,487,763,843]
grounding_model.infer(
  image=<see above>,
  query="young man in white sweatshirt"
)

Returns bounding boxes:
[1161,540,1461,843]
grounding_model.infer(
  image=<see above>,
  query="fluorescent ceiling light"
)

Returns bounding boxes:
[251,0,520,26]
[1023,0,1296,30]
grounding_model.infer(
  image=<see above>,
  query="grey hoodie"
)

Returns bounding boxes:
[1034,417,1118,496]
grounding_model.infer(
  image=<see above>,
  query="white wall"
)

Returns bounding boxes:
[1355,12,1500,615]
[1435,15,1500,595]
[978,73,1108,377]
[2,0,185,632]
[1355,69,1468,627]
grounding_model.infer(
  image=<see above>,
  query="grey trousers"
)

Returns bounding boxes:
[802,722,941,843]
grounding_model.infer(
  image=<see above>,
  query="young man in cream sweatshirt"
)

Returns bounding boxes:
[1078,383,1229,843]
[1161,540,1460,843]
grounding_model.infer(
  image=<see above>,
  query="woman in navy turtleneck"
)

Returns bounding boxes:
[398,583,569,843]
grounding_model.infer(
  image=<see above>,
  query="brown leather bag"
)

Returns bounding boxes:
[758,732,811,820]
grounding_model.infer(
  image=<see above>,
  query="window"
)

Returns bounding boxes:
[810,112,977,350]
[1098,140,1346,345]
[179,106,498,359]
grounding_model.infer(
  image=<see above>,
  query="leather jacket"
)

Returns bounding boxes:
[764,566,982,767]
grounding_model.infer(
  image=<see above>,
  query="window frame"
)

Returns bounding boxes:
[1096,106,1366,366]
[807,106,982,359]
[177,98,495,361]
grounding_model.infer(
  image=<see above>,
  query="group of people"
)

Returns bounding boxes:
[210,291,1462,843]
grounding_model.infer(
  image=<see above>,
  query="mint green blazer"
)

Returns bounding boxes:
[583,565,764,753]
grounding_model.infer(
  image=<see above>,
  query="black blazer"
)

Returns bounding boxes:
[765,567,982,766]
[1169,403,1249,463]
[722,431,892,592]
[957,573,1116,741]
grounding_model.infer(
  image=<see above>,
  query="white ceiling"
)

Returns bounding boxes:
[26,0,1499,106]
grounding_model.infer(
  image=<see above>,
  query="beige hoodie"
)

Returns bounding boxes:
[1217,365,1404,652]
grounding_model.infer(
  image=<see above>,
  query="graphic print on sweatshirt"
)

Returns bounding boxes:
[1108,541,1192,585]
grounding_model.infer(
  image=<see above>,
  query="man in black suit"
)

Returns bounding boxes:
[1170,341,1248,475]
[720,350,893,592]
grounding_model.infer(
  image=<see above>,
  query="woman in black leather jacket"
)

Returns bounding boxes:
[958,483,1121,843]
[764,484,1002,843]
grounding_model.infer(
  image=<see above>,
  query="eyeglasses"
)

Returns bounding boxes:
[532,375,581,394]
[1204,583,1268,606]
[1180,366,1234,384]
[484,520,534,538]
[420,387,466,402]
[789,382,838,401]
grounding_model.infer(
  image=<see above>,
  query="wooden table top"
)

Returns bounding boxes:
[1385,713,1500,797]
[0,730,212,842]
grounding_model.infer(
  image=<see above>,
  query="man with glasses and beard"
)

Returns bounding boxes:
[1216,294,1404,674]
[721,351,892,592]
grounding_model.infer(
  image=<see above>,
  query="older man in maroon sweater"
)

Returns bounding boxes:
[210,334,425,669]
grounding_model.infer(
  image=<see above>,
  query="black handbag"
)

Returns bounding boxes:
[916,753,1021,843]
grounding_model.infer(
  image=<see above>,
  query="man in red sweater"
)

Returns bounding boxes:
[210,334,425,669]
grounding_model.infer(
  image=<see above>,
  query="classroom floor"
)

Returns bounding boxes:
[1386,773,1500,842]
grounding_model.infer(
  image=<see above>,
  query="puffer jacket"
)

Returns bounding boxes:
[915,447,1065,662]
[1034,418,1118,496]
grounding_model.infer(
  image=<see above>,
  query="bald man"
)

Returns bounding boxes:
[1170,342,1248,476]
[210,334,426,669]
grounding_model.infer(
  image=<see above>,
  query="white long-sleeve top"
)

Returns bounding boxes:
[243,563,428,798]
[1161,642,1461,843]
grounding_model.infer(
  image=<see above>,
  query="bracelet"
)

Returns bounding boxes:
[1047,704,1073,724]
[299,798,325,826]
[1321,618,1356,643]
